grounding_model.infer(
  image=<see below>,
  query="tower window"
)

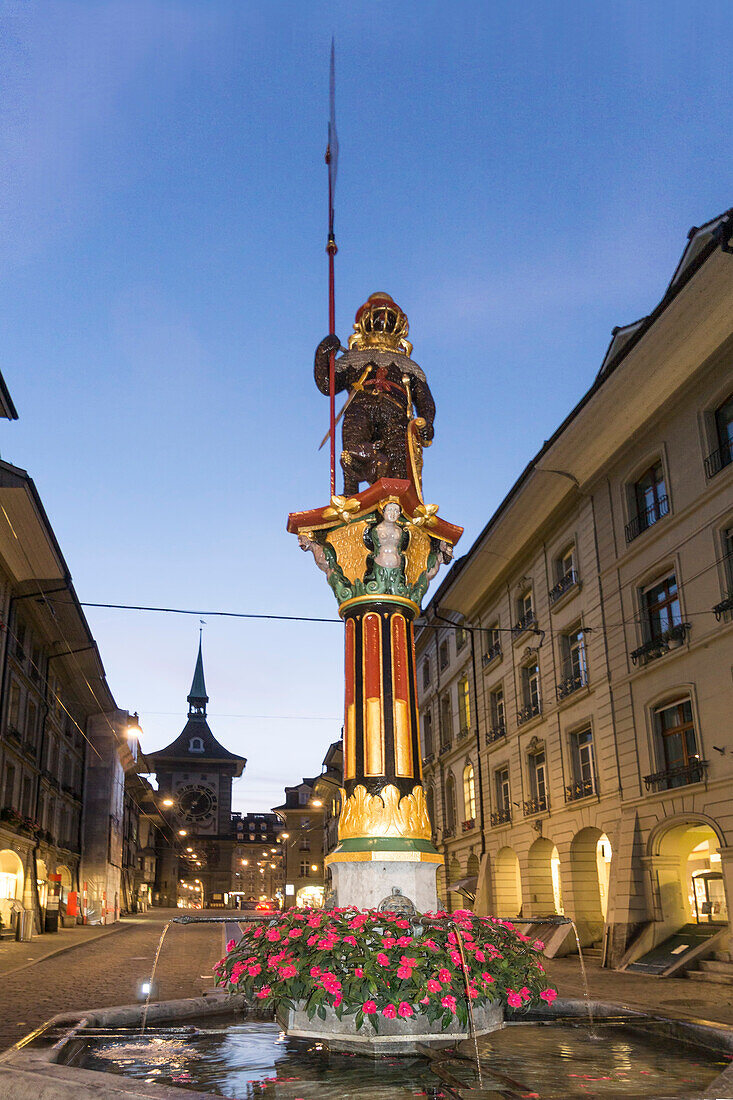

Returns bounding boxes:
[189,737,204,753]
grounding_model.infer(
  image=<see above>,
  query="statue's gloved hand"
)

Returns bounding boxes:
[420,421,435,443]
[317,334,341,358]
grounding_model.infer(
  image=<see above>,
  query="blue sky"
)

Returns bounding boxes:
[0,1,730,811]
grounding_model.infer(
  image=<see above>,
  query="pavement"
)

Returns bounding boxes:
[3,911,733,1055]
[1,908,228,1052]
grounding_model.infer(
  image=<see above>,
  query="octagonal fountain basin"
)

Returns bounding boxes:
[3,994,733,1099]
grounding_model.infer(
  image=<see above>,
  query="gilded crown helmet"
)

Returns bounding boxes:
[348,293,412,356]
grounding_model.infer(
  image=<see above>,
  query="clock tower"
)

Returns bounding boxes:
[149,639,246,907]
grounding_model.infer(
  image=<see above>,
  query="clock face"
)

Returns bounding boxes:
[177,784,217,823]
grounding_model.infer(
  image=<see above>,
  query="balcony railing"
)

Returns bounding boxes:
[458,725,472,741]
[485,725,506,745]
[442,826,455,839]
[556,669,588,701]
[713,594,733,621]
[482,641,502,667]
[625,494,669,543]
[461,819,476,832]
[565,778,595,802]
[517,701,542,725]
[630,622,690,666]
[704,437,733,479]
[549,570,579,606]
[5,725,22,744]
[439,742,451,756]
[512,611,538,638]
[423,751,435,766]
[643,759,707,791]
[523,796,548,816]
[490,808,511,826]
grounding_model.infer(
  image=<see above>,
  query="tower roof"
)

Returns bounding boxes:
[188,636,208,708]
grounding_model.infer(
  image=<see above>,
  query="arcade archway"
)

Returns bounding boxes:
[493,847,522,917]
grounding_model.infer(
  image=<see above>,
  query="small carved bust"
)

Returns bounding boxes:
[373,502,403,569]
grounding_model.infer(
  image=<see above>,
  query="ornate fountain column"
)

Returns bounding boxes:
[288,294,462,912]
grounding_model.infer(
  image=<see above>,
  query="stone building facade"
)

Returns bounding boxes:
[416,209,733,969]
[231,811,284,905]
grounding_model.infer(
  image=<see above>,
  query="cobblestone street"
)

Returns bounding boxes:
[3,909,226,1053]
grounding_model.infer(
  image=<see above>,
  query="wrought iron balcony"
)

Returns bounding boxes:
[704,437,733,479]
[482,641,502,667]
[485,725,506,745]
[423,752,435,766]
[556,669,588,700]
[630,622,690,666]
[439,742,452,756]
[549,570,579,606]
[5,725,21,744]
[512,610,538,638]
[442,826,455,839]
[625,494,669,543]
[643,759,707,791]
[565,778,595,802]
[490,808,511,826]
[517,700,542,725]
[458,725,472,741]
[713,595,733,621]
[523,796,548,816]
[461,818,476,832]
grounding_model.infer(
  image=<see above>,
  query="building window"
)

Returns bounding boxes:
[456,626,468,651]
[525,748,548,814]
[422,710,433,757]
[440,693,453,748]
[444,773,456,835]
[7,681,20,736]
[21,774,32,816]
[26,700,38,746]
[631,572,689,665]
[189,737,204,752]
[482,622,501,666]
[714,527,733,619]
[3,762,15,808]
[705,392,733,478]
[458,676,471,734]
[567,728,595,800]
[422,660,431,690]
[550,545,579,604]
[558,627,588,698]
[626,460,669,542]
[492,766,511,825]
[518,661,541,724]
[299,859,311,877]
[644,699,705,791]
[513,589,535,635]
[463,763,476,822]
[439,640,449,671]
[14,620,26,662]
[487,686,506,743]
[426,784,435,827]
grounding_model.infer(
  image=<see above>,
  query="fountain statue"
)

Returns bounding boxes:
[288,292,463,915]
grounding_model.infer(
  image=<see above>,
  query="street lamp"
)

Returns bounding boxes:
[178,829,187,837]
[162,798,174,807]
[126,712,143,739]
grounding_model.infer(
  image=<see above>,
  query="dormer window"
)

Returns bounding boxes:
[189,736,204,753]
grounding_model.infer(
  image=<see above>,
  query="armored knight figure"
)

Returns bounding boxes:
[315,293,436,495]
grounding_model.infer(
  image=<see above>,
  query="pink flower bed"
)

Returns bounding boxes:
[215,908,556,1033]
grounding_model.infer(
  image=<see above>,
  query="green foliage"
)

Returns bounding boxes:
[214,907,557,1032]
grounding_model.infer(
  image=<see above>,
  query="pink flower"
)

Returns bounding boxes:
[362,1001,377,1015]
[377,952,390,967]
[354,967,364,977]
[253,926,263,939]
[468,987,479,999]
[310,965,322,977]
[396,966,413,979]
[449,950,462,967]
[381,936,397,948]
[226,938,236,953]
[265,929,280,942]
[520,986,532,1001]
[342,935,357,946]
[540,988,558,1004]
[438,968,452,983]
[481,972,494,984]
[441,995,457,1013]
[400,955,417,967]
[317,938,334,950]
[255,985,272,999]
[289,929,303,939]
[533,939,545,951]
[427,979,442,993]
[333,993,342,1007]
[307,915,322,928]
[424,938,439,951]
[382,1004,397,1019]
[419,995,430,1004]
[247,963,261,976]
[279,965,298,978]
[397,1002,414,1017]
[395,919,410,928]
[395,935,413,946]
[507,990,523,1008]
[474,949,485,963]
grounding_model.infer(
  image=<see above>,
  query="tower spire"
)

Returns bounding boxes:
[187,633,208,717]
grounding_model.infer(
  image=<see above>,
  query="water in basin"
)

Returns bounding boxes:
[69,1015,730,1098]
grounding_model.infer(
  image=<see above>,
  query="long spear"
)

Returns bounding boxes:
[325,38,339,496]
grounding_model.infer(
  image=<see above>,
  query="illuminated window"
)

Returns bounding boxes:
[463,763,476,821]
